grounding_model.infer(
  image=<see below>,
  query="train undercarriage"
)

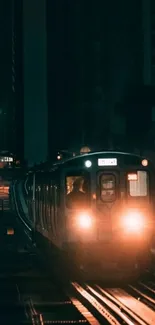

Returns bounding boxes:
[32,230,152,283]
[63,240,151,281]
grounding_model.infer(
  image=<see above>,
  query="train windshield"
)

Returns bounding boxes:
[98,173,116,202]
[66,172,90,209]
[97,170,148,202]
[128,170,148,197]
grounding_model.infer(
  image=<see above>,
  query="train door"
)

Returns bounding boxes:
[96,171,121,238]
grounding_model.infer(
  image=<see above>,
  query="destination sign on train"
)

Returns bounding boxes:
[98,158,117,166]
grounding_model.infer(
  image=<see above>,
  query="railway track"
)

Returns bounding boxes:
[0,243,155,325]
[70,282,155,325]
[10,252,155,325]
[0,250,154,325]
[126,282,155,310]
[0,248,154,325]
[13,274,155,325]
[1,210,155,324]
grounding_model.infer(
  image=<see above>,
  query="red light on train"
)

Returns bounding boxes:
[7,228,14,235]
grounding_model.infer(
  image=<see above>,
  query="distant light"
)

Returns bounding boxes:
[92,193,96,199]
[57,155,61,160]
[0,157,13,162]
[7,228,14,235]
[80,146,91,154]
[85,160,92,168]
[141,159,148,167]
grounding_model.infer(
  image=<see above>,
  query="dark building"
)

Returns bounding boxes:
[143,0,155,86]
[23,0,48,166]
[141,0,155,151]
[0,0,23,160]
[46,0,143,155]
[13,0,24,161]
[1,0,152,163]
[0,0,147,164]
[124,0,155,153]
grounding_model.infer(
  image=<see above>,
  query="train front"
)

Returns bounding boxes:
[64,153,155,279]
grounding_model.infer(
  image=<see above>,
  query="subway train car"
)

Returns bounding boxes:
[10,151,155,280]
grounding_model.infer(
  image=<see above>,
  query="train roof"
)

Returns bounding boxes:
[53,151,147,166]
[51,151,151,171]
[28,151,152,173]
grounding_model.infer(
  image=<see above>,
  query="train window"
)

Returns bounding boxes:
[99,174,116,202]
[128,171,148,197]
[66,172,90,209]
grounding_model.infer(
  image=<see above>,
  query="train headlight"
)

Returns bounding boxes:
[123,211,145,232]
[84,160,92,168]
[77,213,92,229]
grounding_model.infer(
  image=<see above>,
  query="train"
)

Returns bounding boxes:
[10,151,155,281]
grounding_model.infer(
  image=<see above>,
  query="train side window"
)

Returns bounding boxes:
[38,185,42,227]
[40,181,44,229]
[52,171,60,207]
[65,172,90,209]
[49,182,53,220]
[43,184,48,230]
[128,171,148,197]
[99,174,116,202]
[46,184,50,229]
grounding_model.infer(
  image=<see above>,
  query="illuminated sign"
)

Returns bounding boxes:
[0,157,13,162]
[98,158,117,166]
[127,173,138,181]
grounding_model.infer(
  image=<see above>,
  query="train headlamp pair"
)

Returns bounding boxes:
[74,210,146,232]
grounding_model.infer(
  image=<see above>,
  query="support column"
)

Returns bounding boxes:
[23,0,48,166]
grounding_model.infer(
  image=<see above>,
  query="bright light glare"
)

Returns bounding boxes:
[85,160,92,168]
[141,159,148,167]
[77,213,92,229]
[127,173,138,181]
[123,211,145,232]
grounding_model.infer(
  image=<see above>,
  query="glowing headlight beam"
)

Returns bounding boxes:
[123,212,145,232]
[77,213,92,229]
[84,160,92,168]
